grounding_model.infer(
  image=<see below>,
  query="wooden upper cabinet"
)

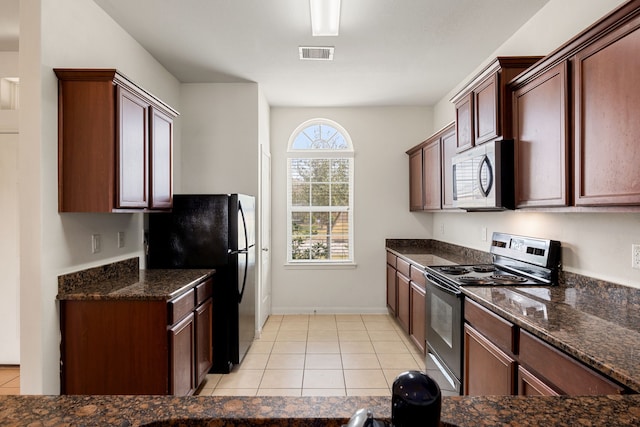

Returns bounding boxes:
[150,107,174,209]
[440,125,457,209]
[422,139,442,210]
[454,93,474,152]
[55,68,178,213]
[117,86,150,209]
[573,14,640,206]
[408,148,423,211]
[451,57,542,152]
[512,61,570,208]
[474,73,499,144]
[406,122,456,212]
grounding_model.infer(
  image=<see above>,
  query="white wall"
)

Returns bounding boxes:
[179,83,260,196]
[431,0,640,289]
[20,0,181,394]
[0,50,20,364]
[270,107,432,313]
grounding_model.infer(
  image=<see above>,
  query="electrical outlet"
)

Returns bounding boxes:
[440,224,445,235]
[481,227,488,242]
[632,244,640,270]
[91,234,101,254]
[117,231,125,248]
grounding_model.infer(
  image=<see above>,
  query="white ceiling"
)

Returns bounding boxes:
[3,0,552,107]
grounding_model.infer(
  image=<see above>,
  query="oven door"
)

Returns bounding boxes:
[425,274,463,393]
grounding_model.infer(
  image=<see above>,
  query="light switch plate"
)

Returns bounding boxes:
[632,244,640,270]
[117,231,125,248]
[91,234,101,254]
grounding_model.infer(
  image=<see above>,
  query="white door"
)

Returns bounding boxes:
[257,146,271,331]
[0,133,20,363]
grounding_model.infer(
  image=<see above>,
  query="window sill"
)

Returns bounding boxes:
[284,262,357,270]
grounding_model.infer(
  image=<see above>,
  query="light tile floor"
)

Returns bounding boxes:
[0,366,20,395]
[196,314,458,397]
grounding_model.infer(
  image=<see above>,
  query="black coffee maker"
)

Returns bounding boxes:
[392,370,441,427]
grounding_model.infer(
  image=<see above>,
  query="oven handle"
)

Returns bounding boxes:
[425,273,462,296]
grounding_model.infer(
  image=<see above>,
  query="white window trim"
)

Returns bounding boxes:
[286,118,355,266]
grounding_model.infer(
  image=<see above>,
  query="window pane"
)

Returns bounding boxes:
[331,159,349,182]
[310,235,329,260]
[331,184,349,206]
[291,159,311,182]
[311,183,330,206]
[291,183,310,206]
[311,212,330,235]
[292,212,310,236]
[291,236,311,260]
[330,235,349,259]
[291,124,349,150]
[311,159,330,182]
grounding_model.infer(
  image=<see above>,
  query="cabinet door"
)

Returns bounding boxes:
[169,312,195,396]
[408,149,423,211]
[397,272,410,333]
[455,93,474,152]
[386,263,397,315]
[463,323,516,396]
[474,74,498,145]
[422,140,442,210]
[518,365,560,396]
[573,19,640,206]
[150,107,173,209]
[440,126,457,209]
[410,282,426,354]
[117,86,149,208]
[513,62,569,207]
[195,298,213,387]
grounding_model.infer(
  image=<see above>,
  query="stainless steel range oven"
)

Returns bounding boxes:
[424,232,561,394]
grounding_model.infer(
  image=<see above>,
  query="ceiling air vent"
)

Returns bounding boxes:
[299,46,334,61]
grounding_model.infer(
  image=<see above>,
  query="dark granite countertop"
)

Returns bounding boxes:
[386,239,640,393]
[57,257,214,301]
[0,394,638,426]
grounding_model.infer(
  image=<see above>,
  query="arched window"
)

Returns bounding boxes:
[287,119,354,264]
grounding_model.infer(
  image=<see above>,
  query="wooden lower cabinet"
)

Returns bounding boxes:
[386,255,397,316]
[518,365,559,396]
[61,278,213,395]
[464,323,516,395]
[518,329,625,395]
[396,272,411,332]
[169,312,196,396]
[409,282,426,354]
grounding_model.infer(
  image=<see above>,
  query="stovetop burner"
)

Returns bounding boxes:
[472,265,496,273]
[490,274,528,284]
[457,276,495,285]
[438,266,470,275]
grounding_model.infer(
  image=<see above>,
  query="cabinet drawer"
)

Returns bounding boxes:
[396,258,410,278]
[386,251,397,268]
[168,288,195,325]
[464,299,516,354]
[409,265,426,288]
[519,329,625,395]
[195,278,213,306]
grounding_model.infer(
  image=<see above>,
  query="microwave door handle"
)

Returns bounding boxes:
[478,155,493,197]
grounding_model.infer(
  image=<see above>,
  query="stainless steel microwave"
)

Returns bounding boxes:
[452,140,514,211]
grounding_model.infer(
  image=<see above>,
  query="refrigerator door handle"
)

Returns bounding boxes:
[237,200,251,303]
[228,248,248,255]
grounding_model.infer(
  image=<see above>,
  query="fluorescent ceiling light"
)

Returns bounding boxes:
[310,0,341,36]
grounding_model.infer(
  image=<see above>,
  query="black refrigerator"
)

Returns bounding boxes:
[147,194,255,373]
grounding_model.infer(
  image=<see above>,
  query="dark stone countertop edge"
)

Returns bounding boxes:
[1,394,639,426]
